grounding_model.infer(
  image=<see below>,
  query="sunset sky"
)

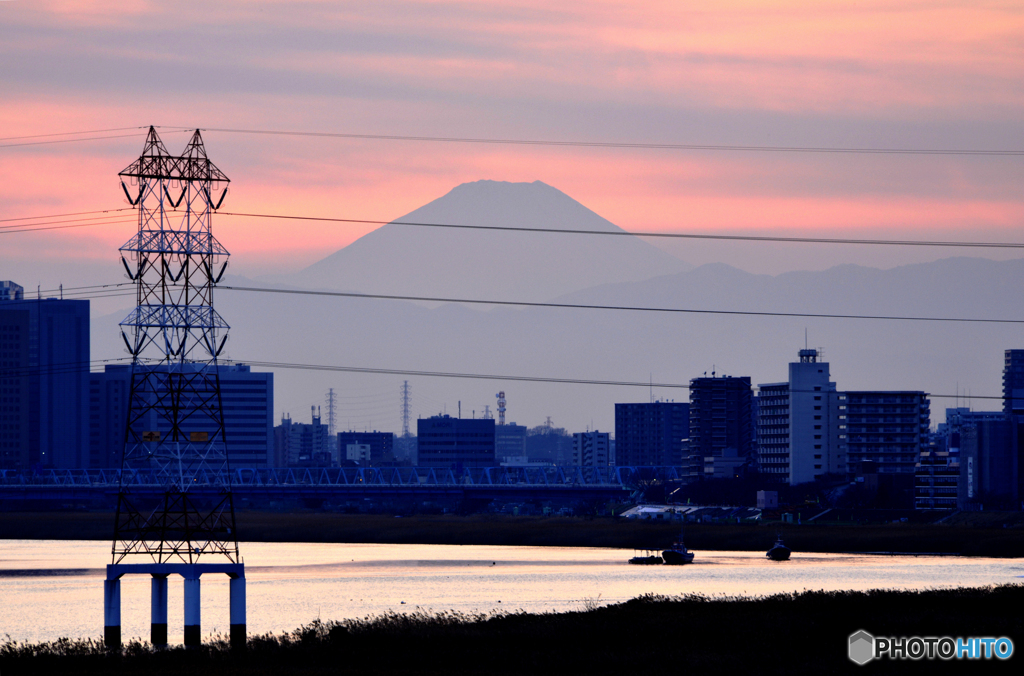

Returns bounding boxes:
[2,0,1023,279]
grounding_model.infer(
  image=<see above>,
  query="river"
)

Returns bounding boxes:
[1,539,1021,645]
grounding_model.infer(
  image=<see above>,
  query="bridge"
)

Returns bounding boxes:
[0,466,689,505]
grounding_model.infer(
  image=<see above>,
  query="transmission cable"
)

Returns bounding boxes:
[217,210,1024,250]
[179,126,1024,157]
[219,284,1024,325]
[5,203,1024,250]
[231,358,998,401]
[22,281,1024,325]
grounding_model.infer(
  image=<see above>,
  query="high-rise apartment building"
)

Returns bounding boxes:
[757,349,846,485]
[1,285,89,469]
[844,391,930,475]
[275,407,331,466]
[614,401,689,466]
[688,375,753,479]
[1003,349,1024,416]
[572,430,611,468]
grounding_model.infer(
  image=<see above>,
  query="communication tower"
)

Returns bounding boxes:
[496,391,506,426]
[401,380,411,437]
[106,127,245,650]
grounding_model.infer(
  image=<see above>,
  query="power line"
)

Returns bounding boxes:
[0,208,133,224]
[6,202,1022,250]
[233,358,998,401]
[217,210,1024,250]
[186,126,1024,157]
[22,281,1024,325]
[0,126,150,142]
[237,359,689,390]
[2,123,1021,156]
[0,132,166,150]
[0,215,137,234]
[220,284,1024,325]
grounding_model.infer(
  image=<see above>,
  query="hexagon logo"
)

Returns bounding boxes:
[849,630,875,665]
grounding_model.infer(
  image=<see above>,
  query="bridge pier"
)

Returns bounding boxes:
[229,575,246,651]
[105,563,244,649]
[151,574,168,646]
[183,576,201,647]
[103,578,121,648]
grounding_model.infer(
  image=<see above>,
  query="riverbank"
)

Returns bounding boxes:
[2,511,1024,556]
[2,585,1020,674]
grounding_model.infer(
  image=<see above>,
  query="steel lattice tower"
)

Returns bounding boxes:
[401,380,411,437]
[112,127,238,565]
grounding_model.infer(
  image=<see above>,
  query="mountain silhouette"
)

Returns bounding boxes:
[277,180,690,300]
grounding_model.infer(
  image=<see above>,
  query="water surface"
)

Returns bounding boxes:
[1,540,1020,646]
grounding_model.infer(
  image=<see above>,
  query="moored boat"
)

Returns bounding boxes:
[628,549,663,565]
[662,536,695,565]
[766,536,791,561]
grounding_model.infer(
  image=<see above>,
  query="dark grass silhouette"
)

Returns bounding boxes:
[2,585,1021,675]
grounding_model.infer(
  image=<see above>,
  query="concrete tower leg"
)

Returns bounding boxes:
[229,574,246,651]
[103,578,121,648]
[150,574,169,646]
[183,576,201,647]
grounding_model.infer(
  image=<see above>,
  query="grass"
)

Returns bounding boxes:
[2,585,1021,674]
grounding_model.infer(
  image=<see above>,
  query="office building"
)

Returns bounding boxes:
[1,285,89,469]
[337,430,395,466]
[614,401,689,466]
[958,417,1017,509]
[572,430,611,468]
[495,423,528,461]
[757,349,846,485]
[844,391,930,475]
[417,415,495,468]
[688,375,753,479]
[92,363,273,468]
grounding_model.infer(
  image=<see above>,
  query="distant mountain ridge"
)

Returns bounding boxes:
[271,180,691,300]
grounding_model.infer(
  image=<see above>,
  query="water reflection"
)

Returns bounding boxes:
[1,539,1019,646]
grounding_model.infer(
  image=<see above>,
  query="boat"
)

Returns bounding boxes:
[766,536,791,561]
[661,536,695,565]
[628,549,663,565]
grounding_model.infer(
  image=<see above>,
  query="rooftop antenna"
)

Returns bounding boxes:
[458,400,461,419]
[805,328,808,349]
[650,373,653,403]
